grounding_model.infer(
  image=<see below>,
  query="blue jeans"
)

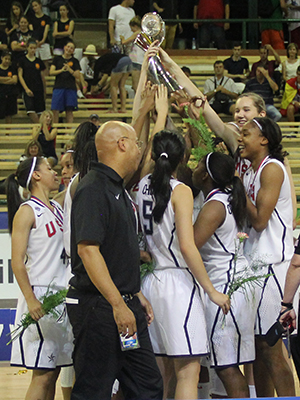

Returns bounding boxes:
[198,24,226,49]
[266,104,282,122]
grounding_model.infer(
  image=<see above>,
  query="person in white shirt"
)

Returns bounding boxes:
[108,0,135,48]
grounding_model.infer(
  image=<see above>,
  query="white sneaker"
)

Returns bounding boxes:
[77,89,85,99]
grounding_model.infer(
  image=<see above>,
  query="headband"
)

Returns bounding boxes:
[160,152,168,159]
[206,152,215,181]
[253,119,263,131]
[66,149,74,153]
[26,157,37,190]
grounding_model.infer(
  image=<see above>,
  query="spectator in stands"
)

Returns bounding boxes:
[243,66,281,121]
[153,0,182,49]
[32,110,58,167]
[203,60,239,115]
[18,39,46,123]
[250,44,281,93]
[223,42,249,93]
[10,16,33,65]
[193,0,229,49]
[285,0,300,48]
[89,113,100,127]
[92,52,132,113]
[282,43,300,82]
[52,3,75,56]
[261,0,286,50]
[79,44,98,95]
[120,16,144,92]
[0,28,8,59]
[5,2,24,38]
[0,50,18,124]
[19,139,43,163]
[108,0,135,50]
[250,44,281,78]
[29,0,52,71]
[280,65,300,121]
[181,66,199,87]
[50,40,80,123]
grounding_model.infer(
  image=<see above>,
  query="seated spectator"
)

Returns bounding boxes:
[32,110,58,167]
[18,39,46,123]
[0,50,18,123]
[243,66,281,121]
[249,44,281,92]
[50,40,80,123]
[5,2,24,38]
[282,43,300,82]
[120,16,144,92]
[52,3,75,56]
[79,44,98,96]
[92,52,132,113]
[19,139,43,162]
[280,65,300,121]
[10,16,33,65]
[223,42,249,93]
[203,60,239,115]
[28,0,52,71]
[0,28,8,59]
[181,66,199,87]
[89,113,100,127]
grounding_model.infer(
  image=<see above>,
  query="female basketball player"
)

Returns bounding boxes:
[137,130,230,400]
[193,151,258,398]
[7,157,73,400]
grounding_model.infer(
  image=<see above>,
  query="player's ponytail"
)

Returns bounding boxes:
[73,122,98,179]
[205,152,246,230]
[6,157,43,233]
[150,130,185,223]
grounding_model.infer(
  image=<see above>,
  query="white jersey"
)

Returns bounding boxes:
[243,156,294,264]
[108,5,135,41]
[138,174,189,270]
[21,196,66,288]
[199,190,248,287]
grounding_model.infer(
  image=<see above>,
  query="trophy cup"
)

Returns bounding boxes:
[134,13,182,94]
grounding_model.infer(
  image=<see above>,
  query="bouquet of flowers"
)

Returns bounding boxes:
[7,286,68,345]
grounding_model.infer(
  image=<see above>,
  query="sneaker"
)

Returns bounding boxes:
[77,89,85,99]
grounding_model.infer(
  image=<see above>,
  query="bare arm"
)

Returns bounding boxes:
[11,40,26,52]
[108,19,116,45]
[53,20,74,38]
[246,163,284,232]
[11,205,44,321]
[49,63,65,76]
[39,24,50,46]
[265,44,281,66]
[41,123,57,141]
[172,184,230,314]
[282,61,287,82]
[52,21,58,38]
[284,156,297,229]
[32,125,40,140]
[0,75,17,84]
[78,242,137,335]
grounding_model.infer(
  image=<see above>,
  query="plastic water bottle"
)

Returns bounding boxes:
[192,38,197,50]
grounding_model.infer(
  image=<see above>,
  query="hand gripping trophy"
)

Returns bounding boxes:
[134,12,182,94]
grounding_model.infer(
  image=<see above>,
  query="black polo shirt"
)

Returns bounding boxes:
[223,56,249,82]
[70,161,141,295]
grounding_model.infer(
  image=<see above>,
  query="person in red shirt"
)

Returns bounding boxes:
[193,0,229,49]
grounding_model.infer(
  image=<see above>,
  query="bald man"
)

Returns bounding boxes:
[66,121,163,400]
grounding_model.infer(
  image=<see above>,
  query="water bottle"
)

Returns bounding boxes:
[192,38,197,50]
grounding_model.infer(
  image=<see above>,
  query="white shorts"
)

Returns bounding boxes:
[35,43,52,61]
[206,283,259,367]
[255,260,290,335]
[142,267,209,356]
[11,286,73,369]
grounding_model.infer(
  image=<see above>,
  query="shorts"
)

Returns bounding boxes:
[23,90,45,114]
[11,286,73,369]
[261,29,285,50]
[0,93,18,119]
[112,56,132,73]
[255,260,290,335]
[280,103,300,117]
[35,43,52,61]
[142,267,209,356]
[206,283,258,367]
[53,48,64,56]
[132,62,142,71]
[51,88,78,112]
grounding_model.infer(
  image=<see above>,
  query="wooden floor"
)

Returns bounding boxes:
[1,361,299,399]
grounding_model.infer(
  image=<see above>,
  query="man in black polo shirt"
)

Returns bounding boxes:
[223,42,249,91]
[66,121,163,400]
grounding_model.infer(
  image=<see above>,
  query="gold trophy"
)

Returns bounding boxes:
[134,12,182,94]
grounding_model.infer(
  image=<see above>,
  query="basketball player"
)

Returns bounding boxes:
[6,157,73,400]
